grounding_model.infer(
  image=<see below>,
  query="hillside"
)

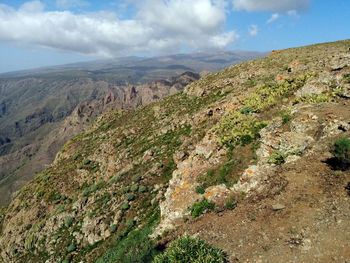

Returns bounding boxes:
[0,39,349,262]
[0,71,200,206]
[0,50,265,206]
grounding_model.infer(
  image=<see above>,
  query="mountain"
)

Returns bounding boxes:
[0,39,349,262]
[0,50,266,81]
[0,51,266,206]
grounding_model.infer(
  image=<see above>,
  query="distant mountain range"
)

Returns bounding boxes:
[0,50,267,82]
[0,50,267,205]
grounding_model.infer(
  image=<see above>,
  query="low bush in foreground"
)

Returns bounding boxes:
[153,234,226,263]
[330,137,350,166]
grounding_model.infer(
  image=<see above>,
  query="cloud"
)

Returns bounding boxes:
[266,13,279,23]
[56,0,89,9]
[0,0,238,57]
[232,0,312,13]
[248,25,258,36]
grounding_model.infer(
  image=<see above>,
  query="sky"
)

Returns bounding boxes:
[0,0,349,73]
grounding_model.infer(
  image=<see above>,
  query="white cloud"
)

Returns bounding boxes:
[56,0,89,9]
[0,0,238,57]
[266,13,279,23]
[248,24,258,36]
[232,0,312,13]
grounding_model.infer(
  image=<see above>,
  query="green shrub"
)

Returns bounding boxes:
[96,228,157,263]
[121,186,130,194]
[268,150,287,165]
[24,234,37,251]
[132,174,142,182]
[153,234,226,263]
[109,175,121,184]
[189,198,215,218]
[225,197,237,211]
[67,243,76,253]
[139,186,147,193]
[125,193,135,201]
[64,216,74,228]
[110,225,118,233]
[82,158,91,165]
[130,184,139,192]
[330,137,350,165]
[344,73,350,83]
[125,220,135,228]
[121,203,130,211]
[280,109,292,124]
[241,106,252,115]
[195,185,205,194]
[72,152,80,161]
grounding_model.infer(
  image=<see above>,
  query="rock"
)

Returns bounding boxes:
[296,77,328,98]
[142,150,154,163]
[195,145,213,159]
[174,151,187,163]
[329,55,350,71]
[272,204,286,211]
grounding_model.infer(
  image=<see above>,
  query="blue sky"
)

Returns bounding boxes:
[0,0,349,73]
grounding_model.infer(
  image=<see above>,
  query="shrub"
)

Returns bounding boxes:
[132,174,142,182]
[280,109,292,124]
[330,137,350,165]
[24,234,37,251]
[64,216,74,228]
[109,175,121,184]
[225,197,237,210]
[121,203,130,211]
[110,225,118,233]
[139,186,147,193]
[67,243,76,253]
[153,234,226,263]
[72,152,80,161]
[189,198,215,218]
[241,106,252,115]
[195,185,205,194]
[125,220,135,228]
[96,228,157,263]
[125,193,135,201]
[82,158,91,165]
[344,73,350,83]
[268,150,287,165]
[130,184,139,192]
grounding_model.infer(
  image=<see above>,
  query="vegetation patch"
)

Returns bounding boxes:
[153,234,226,263]
[213,75,310,148]
[268,149,303,165]
[330,137,350,169]
[96,228,157,263]
[189,198,215,218]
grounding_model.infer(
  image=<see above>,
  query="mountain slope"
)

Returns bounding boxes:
[0,50,265,206]
[0,72,200,206]
[0,40,349,262]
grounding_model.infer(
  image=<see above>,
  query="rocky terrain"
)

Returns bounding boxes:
[0,50,265,207]
[0,39,349,262]
[0,71,200,206]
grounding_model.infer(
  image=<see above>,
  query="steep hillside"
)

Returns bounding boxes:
[0,49,264,206]
[0,40,349,263]
[0,72,200,206]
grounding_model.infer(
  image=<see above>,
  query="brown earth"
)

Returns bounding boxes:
[177,103,350,263]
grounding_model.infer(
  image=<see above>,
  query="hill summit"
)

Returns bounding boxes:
[1,39,350,262]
